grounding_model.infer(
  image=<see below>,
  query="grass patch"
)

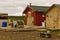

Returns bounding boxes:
[48,29,60,34]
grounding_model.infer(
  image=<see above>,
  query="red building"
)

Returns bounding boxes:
[23,5,49,26]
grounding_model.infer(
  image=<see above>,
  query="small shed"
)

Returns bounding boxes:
[46,4,60,29]
[23,5,49,26]
[0,13,8,27]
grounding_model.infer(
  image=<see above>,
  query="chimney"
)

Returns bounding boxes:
[30,3,31,7]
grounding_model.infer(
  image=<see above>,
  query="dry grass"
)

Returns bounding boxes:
[0,29,60,40]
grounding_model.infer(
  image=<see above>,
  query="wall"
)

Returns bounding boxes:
[24,7,45,27]
[46,6,60,29]
[24,7,33,25]
[34,11,45,26]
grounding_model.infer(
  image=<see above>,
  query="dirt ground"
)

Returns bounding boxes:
[0,30,60,40]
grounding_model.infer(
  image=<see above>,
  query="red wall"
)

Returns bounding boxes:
[34,11,45,26]
[24,7,45,26]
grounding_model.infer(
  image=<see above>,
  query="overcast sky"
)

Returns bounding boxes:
[0,0,60,16]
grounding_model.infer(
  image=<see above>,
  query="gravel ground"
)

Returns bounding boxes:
[0,30,60,40]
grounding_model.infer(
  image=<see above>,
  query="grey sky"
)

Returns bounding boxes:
[0,0,60,16]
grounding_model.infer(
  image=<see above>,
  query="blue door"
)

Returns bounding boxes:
[2,22,7,27]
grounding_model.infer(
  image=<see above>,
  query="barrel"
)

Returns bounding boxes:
[2,22,7,27]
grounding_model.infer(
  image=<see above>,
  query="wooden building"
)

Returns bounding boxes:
[0,13,8,27]
[46,4,60,29]
[23,5,49,26]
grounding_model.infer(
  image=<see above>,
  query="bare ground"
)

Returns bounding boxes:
[0,30,60,40]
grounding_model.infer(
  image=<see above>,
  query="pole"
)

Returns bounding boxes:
[29,0,31,7]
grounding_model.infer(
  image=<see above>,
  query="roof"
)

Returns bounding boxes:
[30,6,50,12]
[54,4,60,7]
[23,5,50,13]
[0,13,8,15]
[46,4,60,13]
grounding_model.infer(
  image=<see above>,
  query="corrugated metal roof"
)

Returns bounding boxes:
[30,6,50,12]
[23,5,50,13]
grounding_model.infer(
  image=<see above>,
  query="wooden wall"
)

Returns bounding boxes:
[46,6,60,29]
[34,11,45,26]
[24,7,45,26]
[24,7,32,25]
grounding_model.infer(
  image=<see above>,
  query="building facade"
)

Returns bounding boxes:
[46,4,60,29]
[0,14,8,27]
[23,5,49,27]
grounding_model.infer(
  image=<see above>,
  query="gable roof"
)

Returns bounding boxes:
[30,6,49,12]
[54,4,60,7]
[46,4,60,13]
[23,5,50,13]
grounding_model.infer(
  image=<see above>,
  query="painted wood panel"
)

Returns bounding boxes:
[24,7,45,27]
[46,6,60,29]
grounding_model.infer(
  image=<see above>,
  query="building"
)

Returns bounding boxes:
[0,13,24,28]
[23,4,49,27]
[46,4,60,29]
[0,13,8,28]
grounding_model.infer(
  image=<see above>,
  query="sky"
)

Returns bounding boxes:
[0,0,60,16]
